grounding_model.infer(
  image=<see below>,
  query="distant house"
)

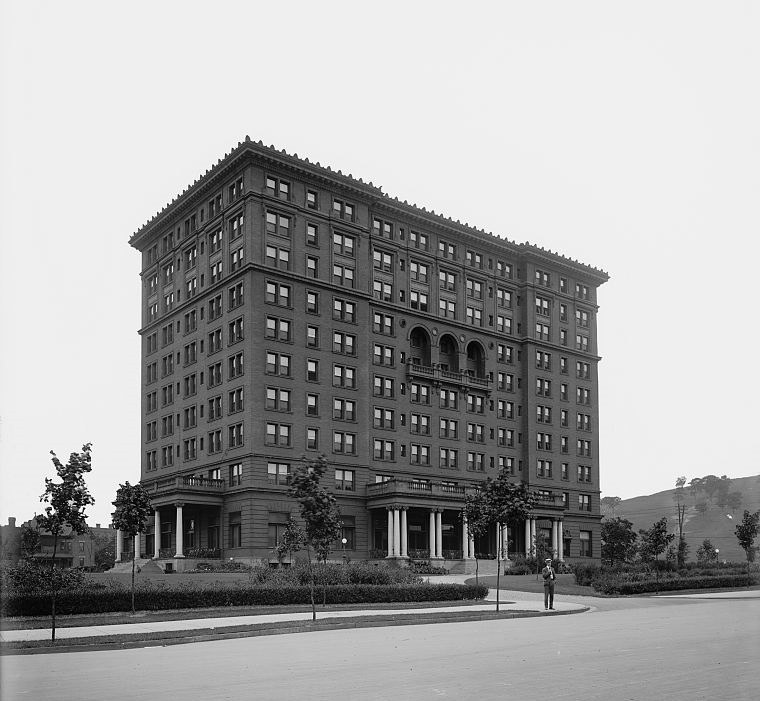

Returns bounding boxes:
[0,517,115,569]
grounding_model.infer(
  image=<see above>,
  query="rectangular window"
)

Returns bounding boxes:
[332,364,356,388]
[372,312,394,335]
[373,280,393,302]
[439,448,458,469]
[333,298,356,323]
[332,199,354,221]
[265,351,290,377]
[374,249,393,272]
[229,512,241,547]
[439,298,456,319]
[373,343,395,367]
[410,230,428,250]
[372,218,393,239]
[229,463,242,486]
[410,444,430,465]
[228,351,244,379]
[306,359,319,382]
[306,291,319,314]
[333,431,356,455]
[266,175,290,200]
[579,530,592,557]
[265,422,290,446]
[266,211,290,238]
[410,290,429,312]
[265,244,290,270]
[410,383,431,405]
[335,468,355,491]
[579,495,591,512]
[267,462,291,486]
[228,387,244,414]
[373,375,394,398]
[467,452,485,472]
[306,393,319,416]
[440,389,458,409]
[373,438,395,460]
[373,407,395,429]
[333,264,355,288]
[266,387,291,412]
[333,398,356,421]
[265,281,291,307]
[410,413,431,435]
[265,317,292,342]
[306,222,319,245]
[228,317,244,344]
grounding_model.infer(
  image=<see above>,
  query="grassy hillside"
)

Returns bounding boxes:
[604,475,760,563]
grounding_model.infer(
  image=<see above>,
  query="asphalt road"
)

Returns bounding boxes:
[2,597,758,701]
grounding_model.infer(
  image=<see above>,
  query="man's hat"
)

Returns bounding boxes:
[545,558,552,562]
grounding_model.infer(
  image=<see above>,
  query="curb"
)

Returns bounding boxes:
[0,606,589,656]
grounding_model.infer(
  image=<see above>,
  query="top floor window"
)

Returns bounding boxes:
[535,270,551,287]
[333,232,355,257]
[497,260,513,278]
[465,250,482,268]
[266,175,290,201]
[372,218,393,239]
[438,240,456,259]
[306,190,319,209]
[333,199,354,221]
[410,231,428,250]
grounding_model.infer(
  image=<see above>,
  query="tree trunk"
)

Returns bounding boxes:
[50,532,58,643]
[131,545,136,614]
[496,552,501,612]
[307,547,316,621]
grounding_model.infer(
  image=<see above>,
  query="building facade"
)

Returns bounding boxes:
[129,138,609,570]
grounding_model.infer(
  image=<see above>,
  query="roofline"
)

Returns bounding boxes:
[129,137,609,282]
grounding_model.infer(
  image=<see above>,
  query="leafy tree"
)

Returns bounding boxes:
[20,524,41,560]
[288,454,342,620]
[696,539,718,564]
[463,472,536,610]
[735,510,760,582]
[36,443,95,641]
[638,517,674,580]
[111,481,153,613]
[93,533,115,571]
[462,487,491,589]
[600,496,622,517]
[273,517,306,565]
[601,517,638,566]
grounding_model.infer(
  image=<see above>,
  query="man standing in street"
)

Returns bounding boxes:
[542,557,556,610]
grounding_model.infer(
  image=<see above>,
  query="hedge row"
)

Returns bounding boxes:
[592,574,757,595]
[1,583,488,617]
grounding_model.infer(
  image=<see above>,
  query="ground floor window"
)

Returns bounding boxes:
[161,521,172,550]
[579,530,592,557]
[268,512,290,548]
[229,512,241,548]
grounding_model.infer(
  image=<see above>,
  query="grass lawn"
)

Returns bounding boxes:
[472,573,599,597]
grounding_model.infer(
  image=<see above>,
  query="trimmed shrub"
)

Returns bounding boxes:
[0,582,488,617]
[1,561,85,595]
[571,562,601,587]
[592,573,758,595]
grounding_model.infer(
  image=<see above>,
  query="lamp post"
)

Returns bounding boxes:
[341,537,348,565]
[715,548,719,564]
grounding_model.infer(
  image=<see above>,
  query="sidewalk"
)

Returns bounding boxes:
[0,576,586,644]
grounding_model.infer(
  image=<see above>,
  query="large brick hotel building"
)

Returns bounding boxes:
[128,138,608,569]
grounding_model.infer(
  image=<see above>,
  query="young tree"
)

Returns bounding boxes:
[735,510,760,583]
[273,517,306,566]
[601,517,638,566]
[638,517,674,580]
[111,481,153,613]
[463,473,536,611]
[462,487,491,589]
[36,443,95,641]
[696,538,718,564]
[288,454,342,620]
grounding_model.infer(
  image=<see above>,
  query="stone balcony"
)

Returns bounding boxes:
[142,475,226,507]
[405,362,492,393]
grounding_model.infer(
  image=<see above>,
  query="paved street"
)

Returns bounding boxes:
[2,597,758,701]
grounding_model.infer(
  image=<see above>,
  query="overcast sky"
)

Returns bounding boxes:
[1,1,758,527]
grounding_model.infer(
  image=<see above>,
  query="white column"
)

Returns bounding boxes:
[429,510,436,558]
[552,519,559,558]
[393,508,401,558]
[530,519,537,557]
[154,509,161,558]
[496,522,502,559]
[468,531,475,559]
[386,508,394,557]
[115,529,123,562]
[558,520,564,561]
[524,518,531,556]
[400,509,408,558]
[134,533,141,559]
[502,524,509,560]
[435,512,443,559]
[462,514,470,559]
[175,503,185,557]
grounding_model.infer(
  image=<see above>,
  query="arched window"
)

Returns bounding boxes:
[409,327,431,366]
[439,335,459,372]
[466,341,486,378]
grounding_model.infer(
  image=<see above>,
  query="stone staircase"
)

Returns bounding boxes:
[109,557,152,574]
